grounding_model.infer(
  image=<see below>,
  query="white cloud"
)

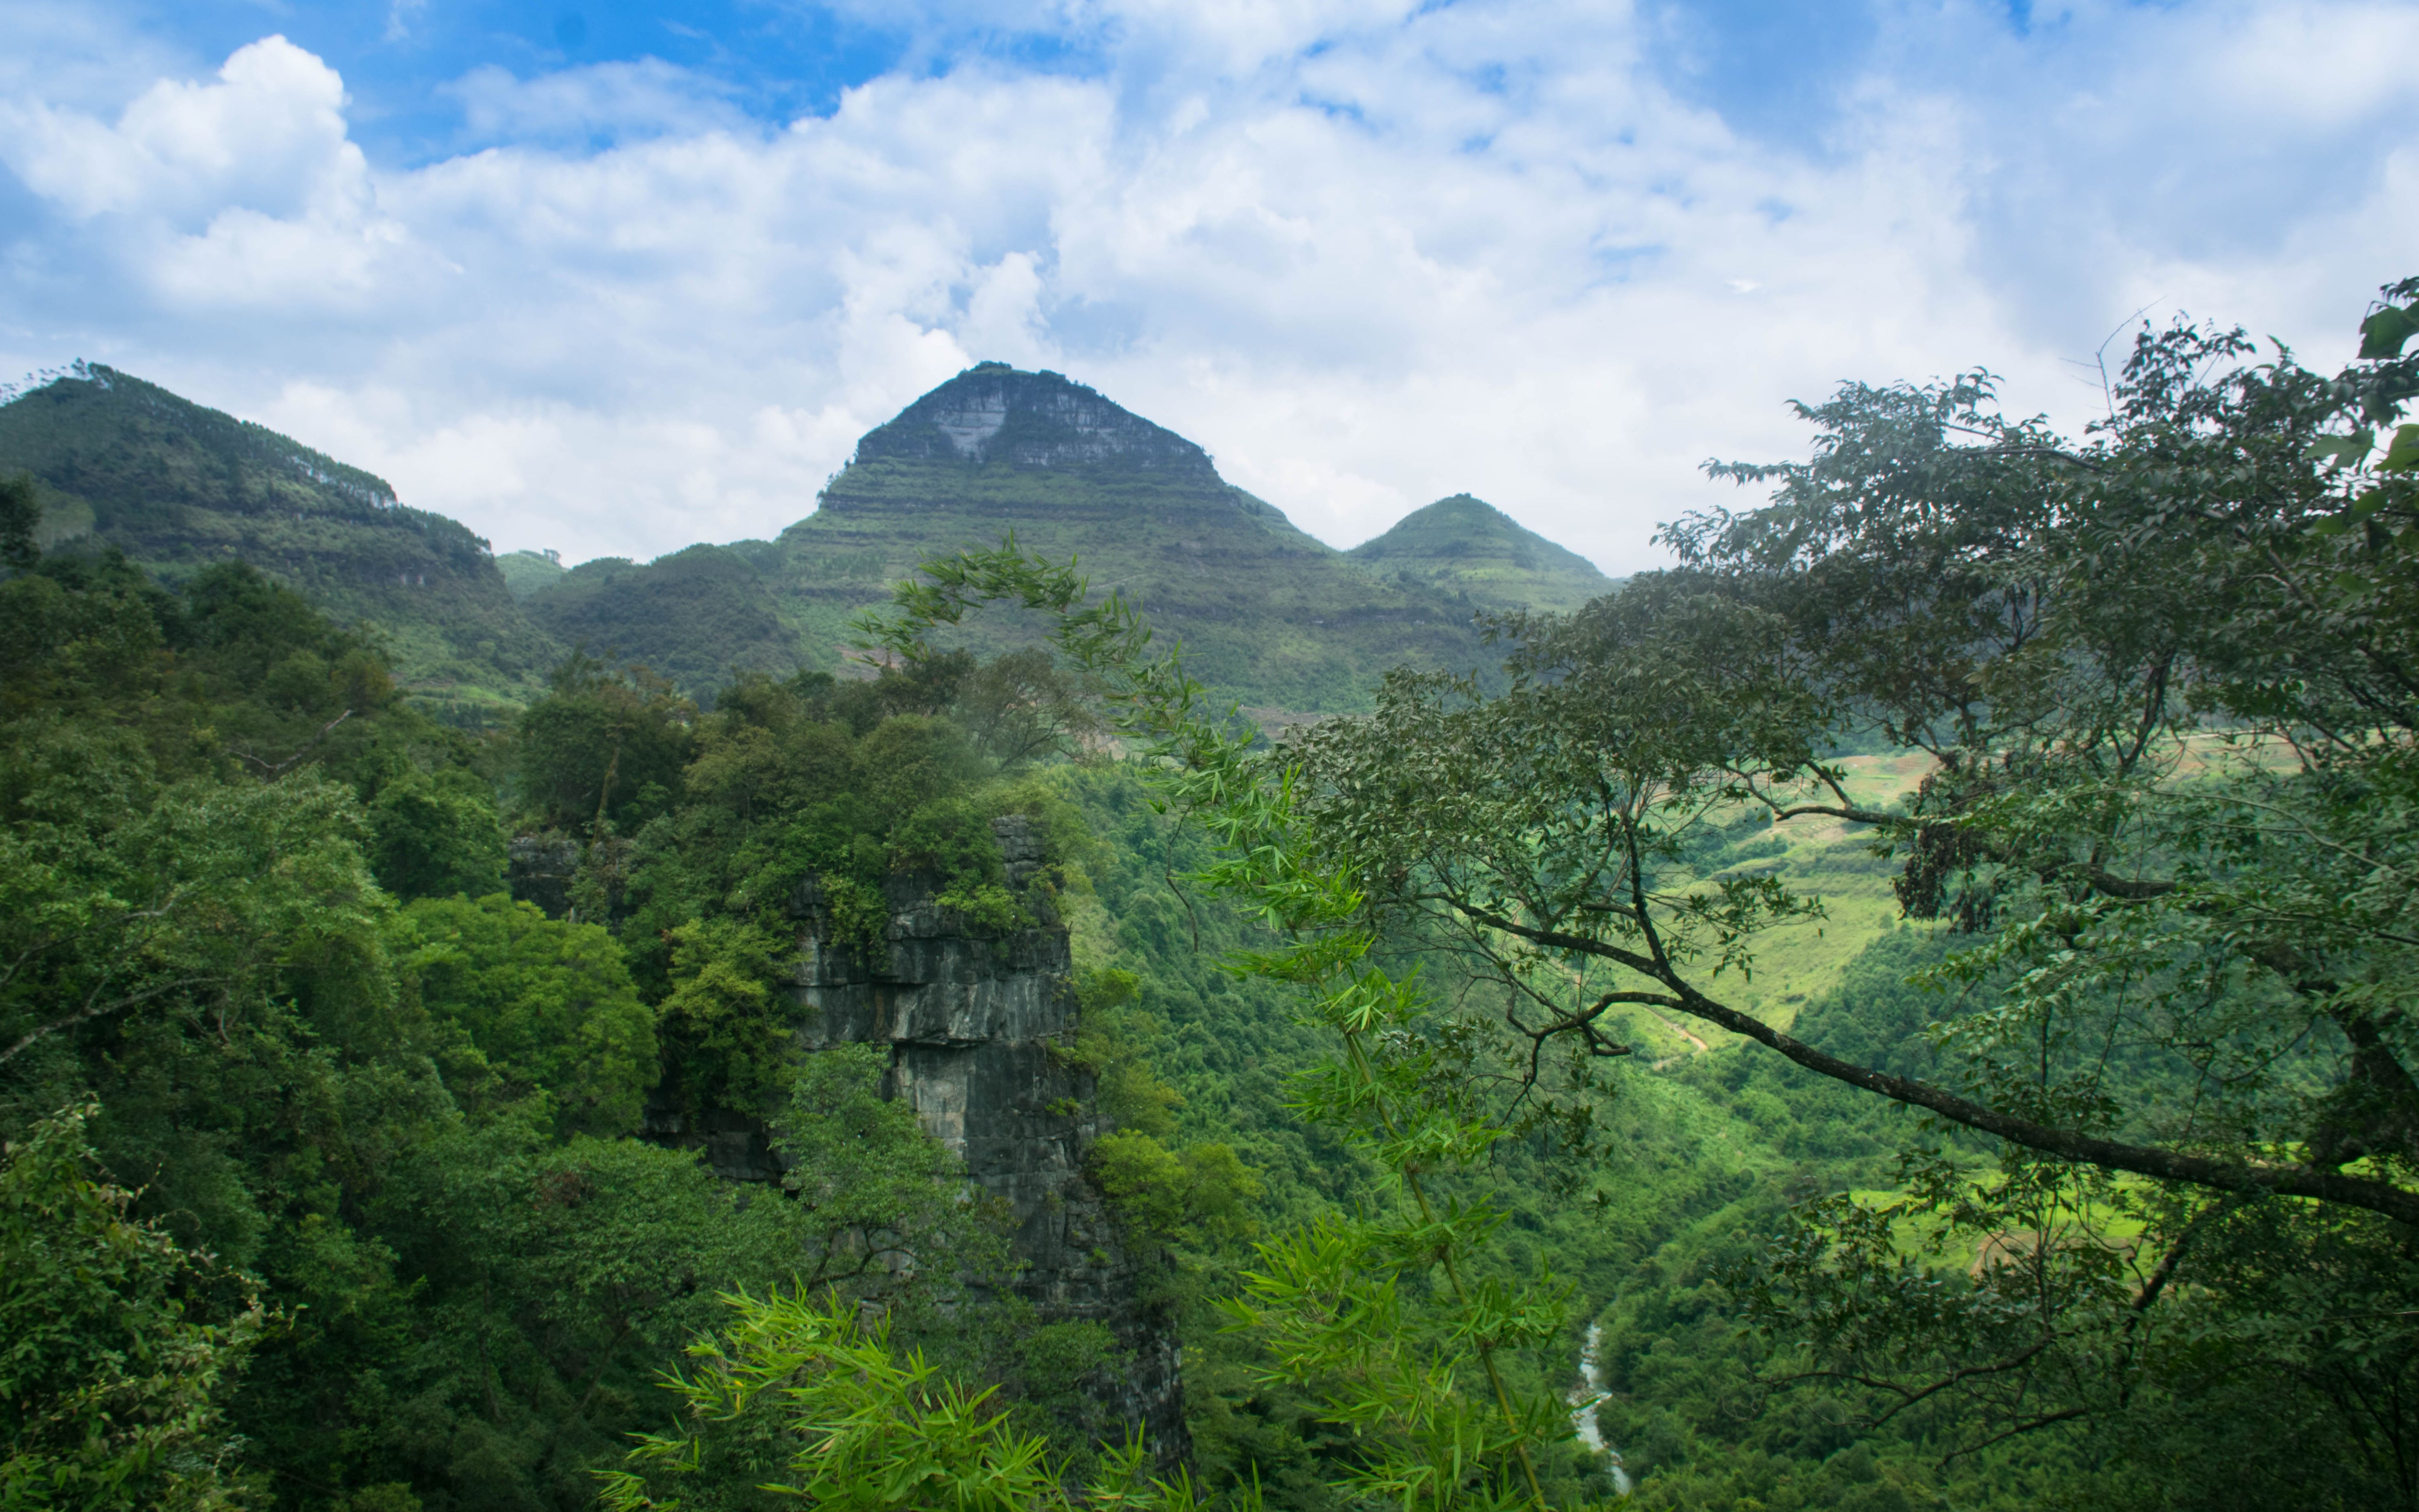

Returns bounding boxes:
[0,2,2407,572]
[4,36,361,223]
[0,34,423,318]
[444,60,753,145]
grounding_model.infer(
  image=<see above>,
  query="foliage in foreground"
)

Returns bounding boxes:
[599,1288,1208,1512]
[1,1102,264,1511]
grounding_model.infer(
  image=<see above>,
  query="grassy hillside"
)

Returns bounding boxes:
[0,363,553,717]
[778,460,1486,712]
[1347,492,1615,613]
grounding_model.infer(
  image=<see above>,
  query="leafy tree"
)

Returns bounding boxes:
[655,917,796,1119]
[1073,967,1185,1140]
[0,549,168,721]
[765,1044,991,1292]
[0,473,38,573]
[1089,1131,1261,1250]
[1,1102,265,1511]
[0,753,387,1093]
[514,653,693,838]
[368,769,506,902]
[395,893,657,1136]
[946,645,1103,767]
[1284,281,2419,1493]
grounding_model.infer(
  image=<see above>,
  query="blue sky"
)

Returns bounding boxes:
[61,0,1898,162]
[2,0,2412,568]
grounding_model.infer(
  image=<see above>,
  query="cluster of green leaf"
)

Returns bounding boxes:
[2,1102,265,1511]
[0,549,1072,1510]
[598,1287,1206,1512]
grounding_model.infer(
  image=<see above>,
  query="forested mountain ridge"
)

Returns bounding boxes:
[768,373,1461,710]
[0,364,554,719]
[0,360,1615,713]
[525,365,1606,708]
[515,542,810,694]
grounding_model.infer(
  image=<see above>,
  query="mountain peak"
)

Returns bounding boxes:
[1349,493,1613,614]
[853,365,1215,477]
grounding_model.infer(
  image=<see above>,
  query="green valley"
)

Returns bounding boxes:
[4,277,2417,1512]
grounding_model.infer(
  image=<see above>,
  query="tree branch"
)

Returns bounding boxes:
[227,709,352,779]
[1454,903,2419,1224]
[0,976,214,1066]
[1665,976,2419,1224]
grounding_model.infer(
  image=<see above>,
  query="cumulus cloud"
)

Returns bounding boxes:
[0,0,2407,571]
[0,34,422,317]
[5,37,359,224]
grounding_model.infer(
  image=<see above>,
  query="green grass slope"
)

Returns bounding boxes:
[0,364,553,715]
[1347,493,1616,614]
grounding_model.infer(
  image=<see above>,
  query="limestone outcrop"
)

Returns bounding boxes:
[504,833,580,919]
[640,813,1187,1460]
[854,363,1217,476]
[789,814,1186,1456]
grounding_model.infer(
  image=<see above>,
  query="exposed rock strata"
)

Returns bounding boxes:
[504,833,581,920]
[855,363,1216,476]
[641,814,1187,1461]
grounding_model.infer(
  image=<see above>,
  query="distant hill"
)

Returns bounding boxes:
[772,366,1492,710]
[1,360,1619,714]
[1348,493,1614,614]
[529,364,1615,710]
[0,364,552,717]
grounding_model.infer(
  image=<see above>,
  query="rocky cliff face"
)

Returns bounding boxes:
[505,833,581,920]
[638,814,1188,1461]
[853,363,1217,477]
[795,814,1188,1457]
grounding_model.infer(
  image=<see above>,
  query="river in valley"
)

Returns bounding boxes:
[1569,1321,1633,1497]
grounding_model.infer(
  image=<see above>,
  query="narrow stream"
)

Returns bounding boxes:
[1568,1322,1634,1496]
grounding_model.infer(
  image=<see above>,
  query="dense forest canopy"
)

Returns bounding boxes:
[3,280,2415,1512]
